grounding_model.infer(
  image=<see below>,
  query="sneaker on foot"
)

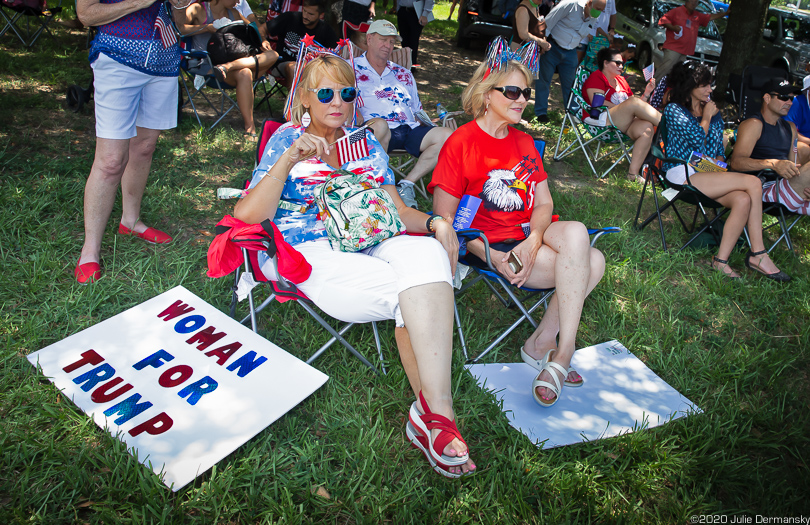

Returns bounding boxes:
[397,182,418,209]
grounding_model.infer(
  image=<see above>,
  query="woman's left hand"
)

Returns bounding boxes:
[261,40,273,51]
[502,233,542,288]
[433,219,459,276]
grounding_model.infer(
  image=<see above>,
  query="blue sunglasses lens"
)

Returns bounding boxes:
[316,87,358,103]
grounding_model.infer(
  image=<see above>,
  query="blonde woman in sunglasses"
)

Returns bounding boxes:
[432,58,606,408]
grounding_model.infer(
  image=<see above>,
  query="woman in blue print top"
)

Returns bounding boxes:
[662,62,789,282]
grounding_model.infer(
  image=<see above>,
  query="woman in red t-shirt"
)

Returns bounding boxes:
[582,47,661,183]
[430,60,606,409]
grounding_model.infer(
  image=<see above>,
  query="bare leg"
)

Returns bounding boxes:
[607,96,661,130]
[395,327,421,395]
[221,50,278,77]
[516,222,606,402]
[788,162,810,200]
[366,118,391,151]
[224,69,256,134]
[79,138,131,266]
[688,172,781,275]
[399,282,475,474]
[120,127,162,234]
[625,119,655,176]
[404,126,453,183]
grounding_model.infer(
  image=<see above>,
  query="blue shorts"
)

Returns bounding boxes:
[388,124,431,157]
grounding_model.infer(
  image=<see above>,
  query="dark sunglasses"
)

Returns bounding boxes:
[493,86,532,101]
[769,92,793,102]
[308,87,358,104]
[610,59,624,67]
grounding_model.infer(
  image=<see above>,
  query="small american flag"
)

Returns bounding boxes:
[335,127,369,165]
[154,5,177,49]
[643,63,655,82]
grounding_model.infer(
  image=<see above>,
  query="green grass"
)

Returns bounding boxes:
[2,24,810,525]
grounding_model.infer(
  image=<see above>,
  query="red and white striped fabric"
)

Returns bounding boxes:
[762,179,810,215]
[335,127,369,166]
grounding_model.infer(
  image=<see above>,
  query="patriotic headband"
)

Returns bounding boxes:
[283,35,358,125]
[483,36,540,80]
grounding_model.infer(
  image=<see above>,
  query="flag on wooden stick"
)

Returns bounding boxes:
[335,127,369,165]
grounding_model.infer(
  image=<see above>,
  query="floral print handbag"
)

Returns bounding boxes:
[315,169,406,252]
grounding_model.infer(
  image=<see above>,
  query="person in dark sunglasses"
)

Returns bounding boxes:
[582,47,660,183]
[432,58,606,408]
[236,54,476,478]
[662,62,789,281]
[729,78,810,260]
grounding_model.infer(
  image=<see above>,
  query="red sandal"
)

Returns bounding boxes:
[406,420,472,478]
[408,392,469,467]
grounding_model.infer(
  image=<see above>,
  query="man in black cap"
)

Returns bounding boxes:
[730,78,810,216]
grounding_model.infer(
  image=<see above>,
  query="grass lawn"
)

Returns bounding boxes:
[1,10,810,524]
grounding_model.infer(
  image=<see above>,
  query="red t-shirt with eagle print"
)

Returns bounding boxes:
[429,120,547,243]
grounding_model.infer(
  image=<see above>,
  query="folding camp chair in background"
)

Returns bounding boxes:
[634,116,736,251]
[738,66,789,121]
[0,0,62,48]
[168,10,273,130]
[553,65,634,179]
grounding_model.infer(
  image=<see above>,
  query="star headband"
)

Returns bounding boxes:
[283,35,359,125]
[483,36,540,80]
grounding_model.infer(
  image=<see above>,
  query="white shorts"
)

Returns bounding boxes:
[260,236,452,327]
[665,164,696,186]
[91,53,179,139]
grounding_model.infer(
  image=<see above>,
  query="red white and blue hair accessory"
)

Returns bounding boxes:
[483,36,540,80]
[283,35,359,124]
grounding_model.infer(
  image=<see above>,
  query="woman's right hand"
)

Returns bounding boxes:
[704,99,719,118]
[286,133,331,164]
[539,38,551,52]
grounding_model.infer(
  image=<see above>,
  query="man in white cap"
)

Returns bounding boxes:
[355,19,452,208]
[730,78,810,216]
[785,74,810,147]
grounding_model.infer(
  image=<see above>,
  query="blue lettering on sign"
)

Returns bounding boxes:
[133,350,175,370]
[103,393,154,425]
[174,315,206,334]
[226,351,267,377]
[73,363,116,392]
[178,376,219,405]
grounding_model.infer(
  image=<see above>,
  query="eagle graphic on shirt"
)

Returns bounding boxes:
[479,169,529,212]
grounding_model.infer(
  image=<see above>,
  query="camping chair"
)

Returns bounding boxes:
[633,115,733,251]
[208,218,385,374]
[553,64,634,179]
[739,66,789,121]
[168,13,272,130]
[453,226,619,363]
[0,0,62,48]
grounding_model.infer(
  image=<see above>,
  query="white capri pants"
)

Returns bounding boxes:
[260,235,453,327]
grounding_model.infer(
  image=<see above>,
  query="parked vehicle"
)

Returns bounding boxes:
[456,0,515,48]
[757,7,810,83]
[614,0,723,69]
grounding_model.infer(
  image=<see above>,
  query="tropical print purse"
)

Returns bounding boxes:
[315,170,406,252]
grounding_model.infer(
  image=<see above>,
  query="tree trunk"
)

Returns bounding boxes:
[714,0,771,102]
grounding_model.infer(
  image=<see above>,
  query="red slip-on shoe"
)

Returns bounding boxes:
[118,224,172,244]
[74,260,101,285]
[408,392,469,467]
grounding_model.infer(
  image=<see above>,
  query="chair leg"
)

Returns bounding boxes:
[298,300,379,374]
[453,299,469,361]
[372,321,386,375]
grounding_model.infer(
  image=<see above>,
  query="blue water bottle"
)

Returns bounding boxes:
[437,103,448,121]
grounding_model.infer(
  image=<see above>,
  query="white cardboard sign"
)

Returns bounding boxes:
[28,286,328,491]
[466,340,701,448]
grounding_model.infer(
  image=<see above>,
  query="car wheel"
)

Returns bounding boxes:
[637,44,652,69]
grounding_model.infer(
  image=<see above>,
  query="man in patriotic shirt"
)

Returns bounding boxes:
[74,0,183,284]
[354,20,452,208]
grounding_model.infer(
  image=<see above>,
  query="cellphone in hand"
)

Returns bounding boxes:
[507,251,523,274]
